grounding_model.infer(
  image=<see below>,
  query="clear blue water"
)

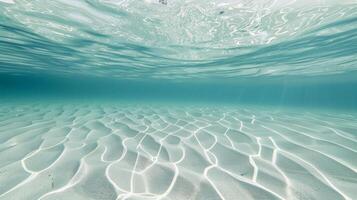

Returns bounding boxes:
[0,0,357,110]
[0,1,357,200]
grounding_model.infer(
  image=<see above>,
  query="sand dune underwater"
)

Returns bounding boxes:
[0,104,356,200]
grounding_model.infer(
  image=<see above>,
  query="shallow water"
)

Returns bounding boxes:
[0,0,357,200]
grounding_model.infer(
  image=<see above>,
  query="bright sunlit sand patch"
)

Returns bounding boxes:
[0,103,356,200]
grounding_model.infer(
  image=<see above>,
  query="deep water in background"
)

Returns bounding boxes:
[1,73,357,111]
[0,0,357,110]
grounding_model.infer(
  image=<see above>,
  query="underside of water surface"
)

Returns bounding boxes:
[0,0,357,200]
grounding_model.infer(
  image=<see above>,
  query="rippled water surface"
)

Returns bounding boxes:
[0,0,357,200]
[1,0,357,78]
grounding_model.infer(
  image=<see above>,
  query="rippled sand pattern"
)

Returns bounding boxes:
[0,104,356,200]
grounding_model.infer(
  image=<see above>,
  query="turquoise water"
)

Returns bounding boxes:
[1,0,357,109]
[0,1,357,200]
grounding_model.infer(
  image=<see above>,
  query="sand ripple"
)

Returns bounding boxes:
[0,104,356,200]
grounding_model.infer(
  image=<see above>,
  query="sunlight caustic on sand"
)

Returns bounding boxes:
[0,104,356,200]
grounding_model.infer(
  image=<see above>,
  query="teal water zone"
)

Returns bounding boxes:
[1,0,357,109]
[0,0,357,200]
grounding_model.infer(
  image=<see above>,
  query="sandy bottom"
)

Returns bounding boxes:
[0,104,356,200]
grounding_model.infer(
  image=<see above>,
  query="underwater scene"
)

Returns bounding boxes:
[0,0,357,199]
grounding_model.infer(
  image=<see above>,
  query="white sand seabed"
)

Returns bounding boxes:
[0,104,356,200]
